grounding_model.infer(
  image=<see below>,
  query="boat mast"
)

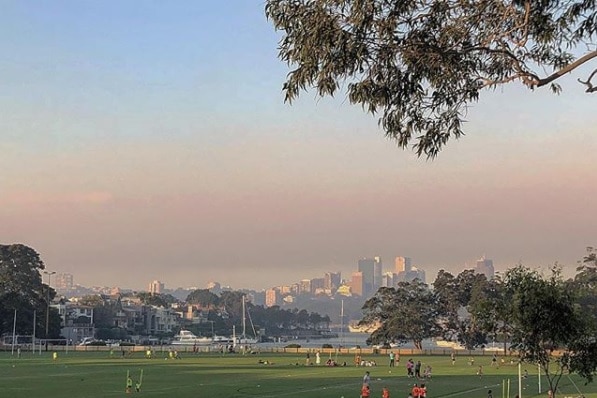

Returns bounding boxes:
[340,299,344,347]
[242,295,246,338]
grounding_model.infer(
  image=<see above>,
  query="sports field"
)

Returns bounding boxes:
[1,351,594,398]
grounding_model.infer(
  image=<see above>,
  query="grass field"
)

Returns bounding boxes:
[1,351,595,398]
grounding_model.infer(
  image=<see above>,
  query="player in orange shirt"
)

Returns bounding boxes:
[361,384,371,398]
[412,384,421,398]
[382,386,390,398]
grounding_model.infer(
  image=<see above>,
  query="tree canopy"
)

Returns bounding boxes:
[359,257,597,395]
[0,244,61,338]
[265,0,597,157]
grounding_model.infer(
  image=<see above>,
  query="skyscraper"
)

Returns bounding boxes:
[358,258,375,297]
[54,273,74,291]
[148,280,164,294]
[265,289,278,307]
[351,271,363,296]
[395,257,412,273]
[475,257,495,279]
[324,272,341,291]
[373,256,383,290]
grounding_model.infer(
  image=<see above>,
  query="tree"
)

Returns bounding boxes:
[0,244,60,338]
[136,292,178,308]
[186,289,220,308]
[361,281,441,349]
[432,270,460,340]
[505,265,597,396]
[265,0,597,157]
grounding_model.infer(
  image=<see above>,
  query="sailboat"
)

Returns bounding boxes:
[235,295,258,346]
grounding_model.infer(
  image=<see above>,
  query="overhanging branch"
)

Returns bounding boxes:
[578,67,597,93]
[534,50,597,89]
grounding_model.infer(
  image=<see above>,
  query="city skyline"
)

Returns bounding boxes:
[48,253,578,293]
[1,2,595,291]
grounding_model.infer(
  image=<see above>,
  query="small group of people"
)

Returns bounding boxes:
[360,371,390,398]
[409,383,428,398]
[389,351,399,367]
[406,359,424,378]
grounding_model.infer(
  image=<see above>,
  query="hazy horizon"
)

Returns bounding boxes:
[1,2,595,292]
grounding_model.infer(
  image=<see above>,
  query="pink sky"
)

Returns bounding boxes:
[1,2,596,290]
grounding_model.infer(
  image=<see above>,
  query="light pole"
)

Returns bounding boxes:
[209,321,215,340]
[43,271,56,342]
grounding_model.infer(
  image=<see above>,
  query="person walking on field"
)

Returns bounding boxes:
[389,351,395,367]
[363,371,371,386]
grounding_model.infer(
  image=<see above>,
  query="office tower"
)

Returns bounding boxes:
[207,281,222,294]
[299,279,312,294]
[265,289,279,307]
[395,257,412,273]
[358,258,376,296]
[54,273,74,291]
[311,277,325,293]
[148,280,164,294]
[373,256,383,290]
[351,271,363,296]
[475,257,495,279]
[324,272,341,291]
[381,272,396,288]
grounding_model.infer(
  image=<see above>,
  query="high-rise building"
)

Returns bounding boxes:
[373,256,383,290]
[358,258,375,296]
[148,280,164,294]
[381,272,396,288]
[324,272,341,291]
[310,278,325,294]
[207,281,222,294]
[299,279,312,294]
[397,267,426,283]
[54,273,74,291]
[395,257,412,273]
[351,271,363,296]
[475,257,495,279]
[265,289,279,307]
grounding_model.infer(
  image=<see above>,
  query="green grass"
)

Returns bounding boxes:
[1,351,595,398]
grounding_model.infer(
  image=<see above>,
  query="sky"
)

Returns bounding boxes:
[1,1,596,291]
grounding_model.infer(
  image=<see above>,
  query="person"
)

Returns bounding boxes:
[412,383,421,398]
[414,361,422,378]
[420,383,427,398]
[306,352,311,366]
[361,384,371,398]
[451,352,455,365]
[389,351,395,367]
[125,375,133,394]
[395,351,400,364]
[488,390,493,398]
[423,365,432,379]
[356,354,362,366]
[316,351,321,366]
[135,380,141,393]
[363,371,371,386]
[406,359,414,377]
[547,390,553,398]
[477,365,483,377]
[382,386,390,398]
[491,353,498,367]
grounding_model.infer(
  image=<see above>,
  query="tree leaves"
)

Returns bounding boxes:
[266,0,597,157]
